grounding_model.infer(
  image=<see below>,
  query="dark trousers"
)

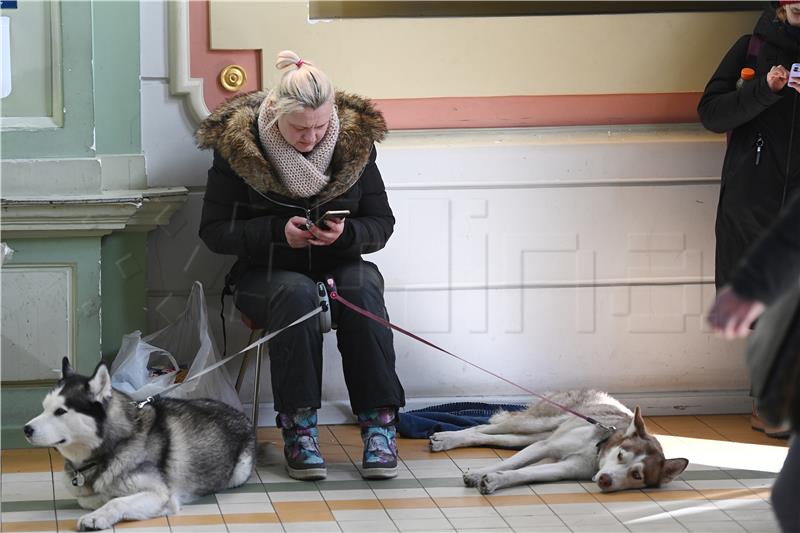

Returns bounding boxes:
[234,260,405,414]
[772,433,799,532]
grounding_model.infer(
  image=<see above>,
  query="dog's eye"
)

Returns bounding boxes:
[53,408,67,416]
[631,471,642,480]
[617,452,623,461]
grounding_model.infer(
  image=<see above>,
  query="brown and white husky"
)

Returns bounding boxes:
[429,390,688,494]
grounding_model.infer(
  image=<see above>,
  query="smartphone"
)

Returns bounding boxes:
[313,209,350,229]
[790,63,800,84]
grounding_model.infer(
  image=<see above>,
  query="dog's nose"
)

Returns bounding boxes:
[23,425,34,438]
[597,473,612,489]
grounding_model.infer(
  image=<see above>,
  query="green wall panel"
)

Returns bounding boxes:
[92,1,141,155]
[101,231,148,362]
[1,1,95,159]
[1,237,102,448]
[1,386,55,449]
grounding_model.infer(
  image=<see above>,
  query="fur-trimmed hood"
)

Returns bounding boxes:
[195,90,387,203]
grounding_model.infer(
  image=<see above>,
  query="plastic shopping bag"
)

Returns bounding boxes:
[111,281,243,411]
[110,332,179,400]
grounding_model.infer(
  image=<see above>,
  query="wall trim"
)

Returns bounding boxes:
[168,0,210,124]
[376,93,703,130]
[148,277,714,301]
[0,188,188,238]
[248,390,752,426]
[385,177,720,191]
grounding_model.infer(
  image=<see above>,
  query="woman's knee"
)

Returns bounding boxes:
[334,261,384,301]
[235,270,318,322]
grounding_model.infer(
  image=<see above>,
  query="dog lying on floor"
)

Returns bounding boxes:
[24,357,262,531]
[429,390,688,494]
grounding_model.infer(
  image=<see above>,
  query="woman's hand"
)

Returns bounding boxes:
[767,65,789,93]
[707,285,766,340]
[307,217,345,247]
[285,216,313,248]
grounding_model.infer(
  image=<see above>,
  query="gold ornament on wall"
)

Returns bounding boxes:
[220,65,247,92]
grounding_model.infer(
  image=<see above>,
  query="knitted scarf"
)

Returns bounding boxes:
[257,101,340,198]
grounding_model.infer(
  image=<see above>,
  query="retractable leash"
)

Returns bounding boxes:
[133,306,323,408]
[324,277,617,436]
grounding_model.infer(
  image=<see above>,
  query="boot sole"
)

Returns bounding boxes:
[286,465,327,481]
[361,466,398,480]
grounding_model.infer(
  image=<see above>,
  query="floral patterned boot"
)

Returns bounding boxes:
[358,407,398,479]
[278,408,327,480]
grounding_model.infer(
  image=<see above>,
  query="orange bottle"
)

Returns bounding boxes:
[737,67,756,89]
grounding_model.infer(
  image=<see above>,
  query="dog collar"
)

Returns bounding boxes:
[69,462,98,487]
[595,426,617,452]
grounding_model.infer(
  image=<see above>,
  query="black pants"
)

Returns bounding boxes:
[772,433,799,532]
[234,260,405,414]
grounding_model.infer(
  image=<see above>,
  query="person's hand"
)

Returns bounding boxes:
[707,285,766,339]
[766,65,789,93]
[307,217,345,247]
[285,216,312,248]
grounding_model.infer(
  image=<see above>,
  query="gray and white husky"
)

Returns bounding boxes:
[430,390,689,494]
[24,357,257,531]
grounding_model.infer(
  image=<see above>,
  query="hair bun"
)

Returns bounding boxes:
[276,50,305,70]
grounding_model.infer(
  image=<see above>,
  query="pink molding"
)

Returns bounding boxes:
[189,0,261,112]
[373,93,702,130]
[188,4,700,128]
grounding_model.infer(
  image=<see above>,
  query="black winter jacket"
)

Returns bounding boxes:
[195,90,394,279]
[731,191,800,427]
[731,189,800,306]
[697,8,800,288]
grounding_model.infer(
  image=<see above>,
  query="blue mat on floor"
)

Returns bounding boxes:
[398,402,527,438]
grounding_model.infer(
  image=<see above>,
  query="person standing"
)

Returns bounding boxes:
[698,0,800,436]
[708,190,800,532]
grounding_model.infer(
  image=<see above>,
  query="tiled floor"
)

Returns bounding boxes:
[1,414,789,533]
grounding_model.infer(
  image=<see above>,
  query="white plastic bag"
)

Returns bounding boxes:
[111,281,243,411]
[110,332,179,400]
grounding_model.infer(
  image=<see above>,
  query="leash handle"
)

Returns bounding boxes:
[326,276,607,429]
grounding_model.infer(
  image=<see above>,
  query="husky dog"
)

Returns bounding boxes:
[24,357,256,531]
[429,390,688,494]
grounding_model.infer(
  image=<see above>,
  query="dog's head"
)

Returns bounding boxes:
[593,406,688,492]
[23,357,112,454]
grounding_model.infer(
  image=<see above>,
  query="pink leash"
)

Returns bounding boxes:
[325,277,616,433]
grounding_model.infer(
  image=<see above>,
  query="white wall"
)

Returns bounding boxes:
[141,2,749,421]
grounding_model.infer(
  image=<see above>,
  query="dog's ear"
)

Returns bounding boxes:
[88,363,112,400]
[61,357,75,379]
[660,458,689,485]
[624,406,648,437]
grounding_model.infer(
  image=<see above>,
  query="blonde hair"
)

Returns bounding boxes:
[777,5,786,23]
[267,50,334,121]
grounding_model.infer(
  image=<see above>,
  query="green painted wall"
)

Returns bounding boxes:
[92,0,141,155]
[1,237,102,448]
[101,232,148,362]
[1,1,146,449]
[1,0,95,159]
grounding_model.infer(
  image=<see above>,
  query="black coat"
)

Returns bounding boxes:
[195,91,394,278]
[731,191,800,427]
[697,8,800,288]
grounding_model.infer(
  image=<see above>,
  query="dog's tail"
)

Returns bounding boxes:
[256,441,282,467]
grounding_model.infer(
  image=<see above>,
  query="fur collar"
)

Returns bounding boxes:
[195,90,387,203]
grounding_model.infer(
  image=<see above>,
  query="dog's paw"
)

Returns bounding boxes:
[77,511,114,531]
[463,472,482,487]
[429,432,453,452]
[479,473,501,495]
